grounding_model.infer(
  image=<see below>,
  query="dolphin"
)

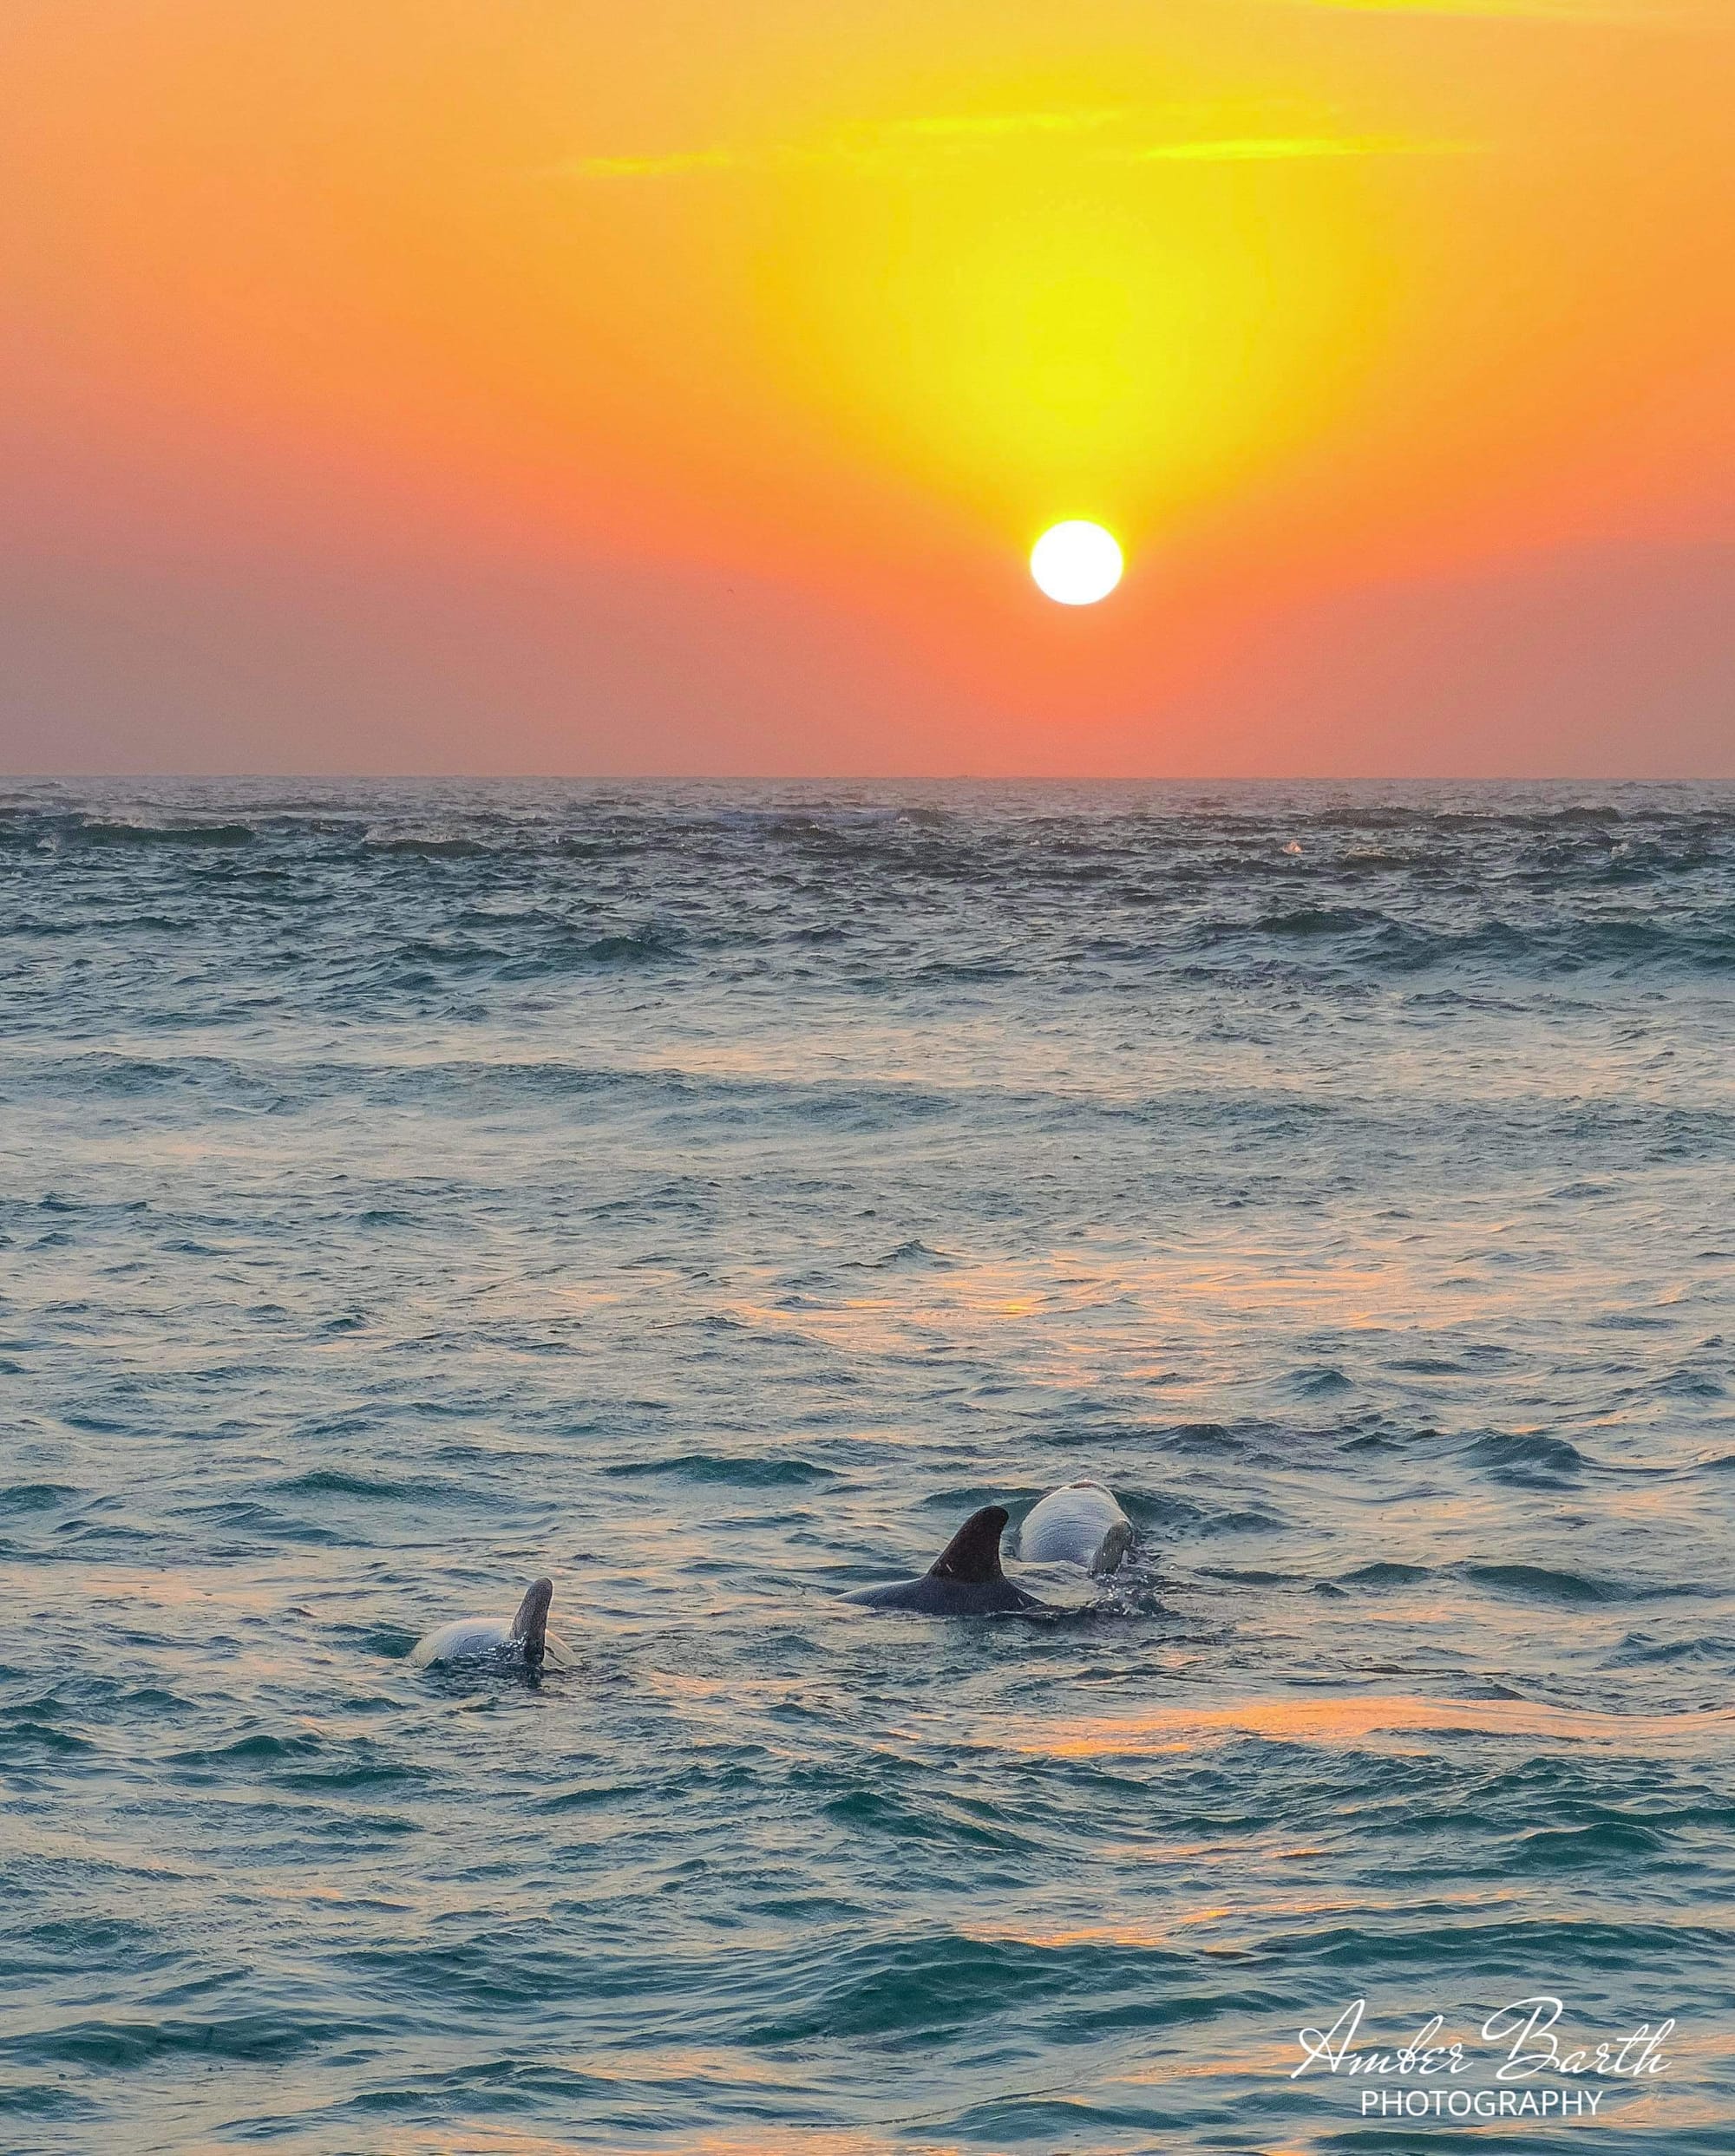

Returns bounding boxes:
[845,1505,1048,1614]
[409,1576,560,1672]
[1015,1480,1132,1576]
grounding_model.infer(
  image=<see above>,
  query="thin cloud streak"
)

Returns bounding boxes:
[1114,134,1479,160]
[560,108,1123,180]
[1292,0,1692,19]
[560,112,1476,182]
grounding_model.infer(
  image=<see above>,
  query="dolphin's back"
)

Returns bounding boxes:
[846,1504,1045,1614]
[848,1571,1038,1613]
[1018,1480,1132,1576]
[409,1616,514,1669]
[409,1575,557,1670]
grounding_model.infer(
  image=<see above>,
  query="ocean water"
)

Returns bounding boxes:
[2,778,1732,2156]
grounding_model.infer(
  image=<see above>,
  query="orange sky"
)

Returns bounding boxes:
[3,0,1731,775]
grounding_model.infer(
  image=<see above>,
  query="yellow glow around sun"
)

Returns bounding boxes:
[1031,520,1123,604]
[755,119,1396,543]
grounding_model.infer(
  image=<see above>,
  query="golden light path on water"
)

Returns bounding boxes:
[999,1695,1735,1757]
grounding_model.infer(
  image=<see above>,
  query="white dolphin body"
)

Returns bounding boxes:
[1016,1481,1132,1576]
[409,1577,564,1671]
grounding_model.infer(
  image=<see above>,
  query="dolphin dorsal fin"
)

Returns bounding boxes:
[926,1506,1009,1584]
[510,1577,553,1663]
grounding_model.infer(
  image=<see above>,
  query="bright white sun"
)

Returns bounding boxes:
[1030,520,1123,605]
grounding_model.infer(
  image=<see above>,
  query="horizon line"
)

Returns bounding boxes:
[6,772,1731,787]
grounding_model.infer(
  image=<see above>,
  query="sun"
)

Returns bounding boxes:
[1030,521,1123,605]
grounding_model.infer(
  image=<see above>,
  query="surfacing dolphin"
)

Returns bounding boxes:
[1016,1480,1132,1577]
[846,1505,1048,1615]
[409,1576,560,1673]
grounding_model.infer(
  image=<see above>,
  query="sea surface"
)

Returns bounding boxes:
[2,778,1733,2156]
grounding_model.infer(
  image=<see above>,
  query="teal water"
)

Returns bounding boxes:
[2,780,1732,2154]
